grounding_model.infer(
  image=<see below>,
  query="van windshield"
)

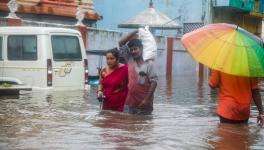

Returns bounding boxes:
[51,35,82,61]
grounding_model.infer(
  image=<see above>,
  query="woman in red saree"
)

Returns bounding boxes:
[97,48,128,112]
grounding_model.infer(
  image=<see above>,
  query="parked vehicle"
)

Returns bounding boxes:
[0,27,89,90]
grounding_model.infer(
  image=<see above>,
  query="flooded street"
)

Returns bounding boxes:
[0,75,264,150]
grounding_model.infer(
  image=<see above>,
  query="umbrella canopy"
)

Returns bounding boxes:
[181,23,264,77]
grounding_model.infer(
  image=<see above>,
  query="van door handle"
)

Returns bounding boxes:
[53,68,67,77]
[53,69,60,75]
[54,69,60,72]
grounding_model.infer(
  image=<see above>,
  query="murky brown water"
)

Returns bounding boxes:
[0,75,264,150]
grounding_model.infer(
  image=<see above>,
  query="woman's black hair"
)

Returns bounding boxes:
[106,48,120,60]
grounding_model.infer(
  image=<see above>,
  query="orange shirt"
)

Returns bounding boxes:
[209,70,259,120]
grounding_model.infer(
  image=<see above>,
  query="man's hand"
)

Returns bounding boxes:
[138,99,150,109]
[257,114,264,127]
[118,29,139,46]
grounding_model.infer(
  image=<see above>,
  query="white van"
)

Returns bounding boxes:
[0,27,89,90]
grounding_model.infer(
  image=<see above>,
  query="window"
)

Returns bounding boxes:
[0,37,2,60]
[51,35,82,61]
[8,35,37,60]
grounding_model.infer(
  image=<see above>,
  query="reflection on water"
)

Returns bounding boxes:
[209,123,263,150]
[91,111,154,149]
[0,75,263,150]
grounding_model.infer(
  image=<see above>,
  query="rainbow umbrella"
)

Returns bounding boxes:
[181,23,264,77]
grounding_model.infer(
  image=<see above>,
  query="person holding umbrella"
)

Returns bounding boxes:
[181,23,264,126]
[209,69,264,125]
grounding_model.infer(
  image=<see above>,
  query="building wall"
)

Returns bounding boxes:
[86,28,122,51]
[213,8,262,36]
[86,31,196,76]
[93,0,209,31]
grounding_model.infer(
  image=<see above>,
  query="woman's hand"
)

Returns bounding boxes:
[97,91,104,102]
[97,91,103,97]
[257,114,264,127]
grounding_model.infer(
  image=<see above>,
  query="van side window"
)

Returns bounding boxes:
[0,37,2,60]
[8,35,37,60]
[51,35,82,61]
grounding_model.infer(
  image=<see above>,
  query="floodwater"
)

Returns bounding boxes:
[0,75,264,150]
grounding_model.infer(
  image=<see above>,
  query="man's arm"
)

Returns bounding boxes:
[208,69,220,89]
[138,61,158,108]
[118,29,138,64]
[252,89,264,127]
[119,29,138,47]
[138,80,157,108]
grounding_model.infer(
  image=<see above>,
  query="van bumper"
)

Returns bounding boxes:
[0,84,32,95]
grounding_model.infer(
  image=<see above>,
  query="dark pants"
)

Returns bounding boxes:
[219,116,248,124]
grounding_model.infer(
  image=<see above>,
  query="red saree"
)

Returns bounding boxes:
[101,65,128,112]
